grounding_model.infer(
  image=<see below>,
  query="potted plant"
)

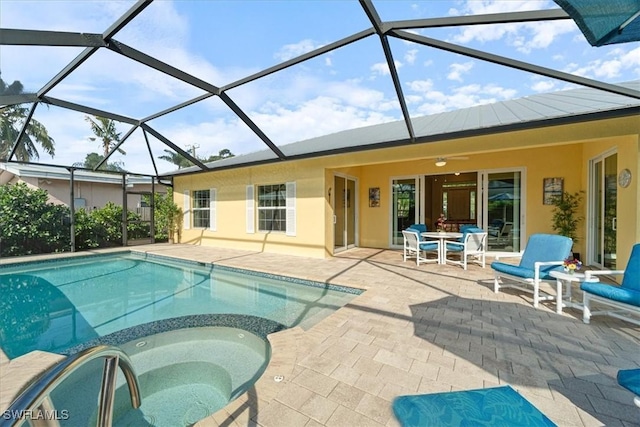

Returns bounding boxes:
[551,190,584,259]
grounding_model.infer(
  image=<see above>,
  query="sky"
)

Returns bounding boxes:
[1,0,639,175]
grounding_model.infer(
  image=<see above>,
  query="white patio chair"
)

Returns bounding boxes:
[444,229,487,270]
[402,230,440,266]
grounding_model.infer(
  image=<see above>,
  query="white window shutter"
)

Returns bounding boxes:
[209,188,217,231]
[246,185,255,234]
[183,190,190,230]
[286,182,296,236]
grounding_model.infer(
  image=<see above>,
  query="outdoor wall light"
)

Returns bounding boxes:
[435,158,447,167]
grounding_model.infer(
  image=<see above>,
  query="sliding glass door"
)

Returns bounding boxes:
[589,152,617,268]
[334,175,357,252]
[483,170,523,252]
[391,178,419,246]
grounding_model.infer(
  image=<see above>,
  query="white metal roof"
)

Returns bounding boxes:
[171,80,640,175]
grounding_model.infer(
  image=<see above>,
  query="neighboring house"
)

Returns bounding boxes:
[169,82,640,272]
[0,163,167,216]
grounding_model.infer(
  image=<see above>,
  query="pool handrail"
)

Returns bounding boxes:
[1,344,141,427]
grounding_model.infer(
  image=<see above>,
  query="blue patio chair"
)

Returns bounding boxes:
[492,234,573,309]
[445,227,487,270]
[402,230,440,266]
[580,243,640,326]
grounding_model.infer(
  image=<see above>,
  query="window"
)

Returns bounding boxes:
[192,189,210,228]
[247,182,295,236]
[257,184,286,232]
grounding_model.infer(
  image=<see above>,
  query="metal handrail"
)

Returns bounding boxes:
[1,345,141,427]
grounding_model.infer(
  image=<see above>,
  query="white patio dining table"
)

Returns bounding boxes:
[421,231,463,264]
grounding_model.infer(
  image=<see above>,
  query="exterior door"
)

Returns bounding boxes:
[334,175,357,252]
[589,152,617,268]
[482,170,523,252]
[391,177,419,247]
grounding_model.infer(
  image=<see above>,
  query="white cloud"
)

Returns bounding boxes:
[370,60,403,77]
[407,81,518,115]
[405,49,418,65]
[448,1,576,54]
[250,96,395,146]
[564,46,640,79]
[407,79,435,92]
[447,61,474,82]
[530,80,556,92]
[274,39,324,61]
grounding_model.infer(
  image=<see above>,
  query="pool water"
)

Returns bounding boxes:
[0,252,360,359]
[50,327,270,427]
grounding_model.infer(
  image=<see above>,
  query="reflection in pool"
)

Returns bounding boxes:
[0,251,361,359]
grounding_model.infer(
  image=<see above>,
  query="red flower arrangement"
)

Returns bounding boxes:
[436,213,447,232]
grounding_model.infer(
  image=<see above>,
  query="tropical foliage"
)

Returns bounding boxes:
[150,188,182,241]
[0,75,55,161]
[158,149,192,169]
[73,152,126,172]
[0,183,69,256]
[551,190,584,244]
[85,115,124,158]
[158,148,234,169]
[0,182,180,255]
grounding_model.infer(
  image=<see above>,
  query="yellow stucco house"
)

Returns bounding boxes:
[169,82,639,272]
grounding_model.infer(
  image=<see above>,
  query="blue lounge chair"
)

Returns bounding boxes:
[580,243,640,326]
[617,368,640,408]
[492,234,573,309]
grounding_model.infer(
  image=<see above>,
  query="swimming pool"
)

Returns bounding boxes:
[0,251,361,359]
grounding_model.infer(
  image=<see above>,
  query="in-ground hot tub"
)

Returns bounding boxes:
[49,326,270,427]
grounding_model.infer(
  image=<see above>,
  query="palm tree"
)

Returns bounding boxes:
[0,74,55,161]
[85,116,125,158]
[158,149,193,169]
[158,148,235,169]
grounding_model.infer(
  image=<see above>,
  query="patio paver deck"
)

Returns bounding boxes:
[2,244,639,426]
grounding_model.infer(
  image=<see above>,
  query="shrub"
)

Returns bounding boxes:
[0,183,70,256]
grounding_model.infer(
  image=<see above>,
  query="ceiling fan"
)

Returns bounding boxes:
[434,156,469,167]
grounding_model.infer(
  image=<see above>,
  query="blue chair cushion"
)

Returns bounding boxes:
[418,242,439,252]
[446,242,464,252]
[459,224,475,234]
[491,261,561,281]
[617,368,640,396]
[392,386,556,427]
[519,234,573,271]
[621,244,640,291]
[457,226,484,242]
[580,282,640,306]
[407,224,427,233]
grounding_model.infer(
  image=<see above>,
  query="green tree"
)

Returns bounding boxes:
[202,148,234,162]
[551,191,584,244]
[150,188,182,241]
[73,152,125,172]
[85,115,125,158]
[0,74,55,161]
